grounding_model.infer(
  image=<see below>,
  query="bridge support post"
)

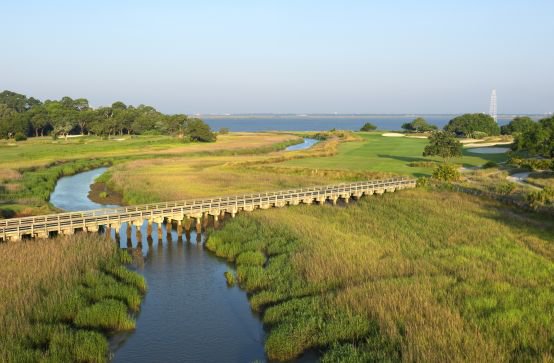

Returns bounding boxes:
[166,219,173,236]
[183,217,192,232]
[176,220,183,238]
[195,217,202,234]
[146,220,153,237]
[202,212,209,230]
[157,222,163,241]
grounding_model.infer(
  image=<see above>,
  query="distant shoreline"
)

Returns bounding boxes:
[200,113,542,119]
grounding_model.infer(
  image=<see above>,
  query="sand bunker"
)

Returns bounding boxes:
[466,147,510,154]
[382,133,405,137]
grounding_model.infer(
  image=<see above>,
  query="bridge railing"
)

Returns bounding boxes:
[0,178,416,236]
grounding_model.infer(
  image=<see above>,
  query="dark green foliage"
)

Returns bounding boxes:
[0,89,214,141]
[444,113,500,137]
[512,116,554,157]
[432,163,461,181]
[482,161,498,168]
[501,116,535,135]
[185,118,216,142]
[509,157,554,171]
[423,131,463,160]
[14,132,27,141]
[359,122,377,131]
[401,117,437,132]
[219,127,230,134]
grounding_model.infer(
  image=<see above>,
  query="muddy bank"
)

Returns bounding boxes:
[88,181,125,206]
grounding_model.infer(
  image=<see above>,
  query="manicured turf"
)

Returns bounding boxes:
[279,133,509,176]
[0,133,299,169]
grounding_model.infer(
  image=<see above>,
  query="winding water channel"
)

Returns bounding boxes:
[48,139,319,362]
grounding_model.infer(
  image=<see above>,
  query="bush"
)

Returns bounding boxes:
[495,182,516,195]
[360,122,377,131]
[416,177,431,188]
[527,187,554,208]
[509,157,554,171]
[432,163,460,182]
[482,161,498,169]
[471,131,488,139]
[219,127,230,134]
[98,191,108,198]
[14,132,27,141]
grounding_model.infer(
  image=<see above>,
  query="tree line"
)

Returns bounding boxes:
[0,90,216,142]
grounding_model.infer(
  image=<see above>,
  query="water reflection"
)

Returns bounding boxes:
[109,221,269,363]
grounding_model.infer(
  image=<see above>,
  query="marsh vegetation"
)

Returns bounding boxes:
[0,234,146,362]
[208,189,554,362]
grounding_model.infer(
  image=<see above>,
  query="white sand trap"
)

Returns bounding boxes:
[382,133,405,137]
[406,135,428,139]
[463,141,512,148]
[114,138,126,141]
[466,147,510,154]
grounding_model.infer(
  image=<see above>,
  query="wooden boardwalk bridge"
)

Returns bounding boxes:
[0,178,416,242]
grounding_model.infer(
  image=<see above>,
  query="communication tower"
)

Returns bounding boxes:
[489,89,497,122]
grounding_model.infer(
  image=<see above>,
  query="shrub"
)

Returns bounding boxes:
[495,182,516,195]
[360,122,377,131]
[14,132,27,141]
[527,187,554,208]
[432,163,460,182]
[416,177,431,188]
[219,127,230,134]
[471,131,488,139]
[482,161,498,169]
[510,158,554,171]
[99,191,108,198]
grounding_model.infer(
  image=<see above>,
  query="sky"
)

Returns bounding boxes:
[1,0,553,114]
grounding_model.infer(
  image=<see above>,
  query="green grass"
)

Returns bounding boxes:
[279,133,509,177]
[208,189,554,361]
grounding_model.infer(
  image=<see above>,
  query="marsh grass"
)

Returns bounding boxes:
[208,189,554,362]
[0,234,146,362]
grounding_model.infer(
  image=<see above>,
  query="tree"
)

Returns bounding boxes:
[163,114,188,136]
[444,113,499,138]
[28,105,50,137]
[0,104,16,138]
[500,116,535,135]
[402,117,437,132]
[185,118,216,142]
[423,131,463,160]
[0,90,40,112]
[360,122,377,131]
[513,116,554,157]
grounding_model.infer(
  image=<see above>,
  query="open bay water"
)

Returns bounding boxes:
[203,115,513,132]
